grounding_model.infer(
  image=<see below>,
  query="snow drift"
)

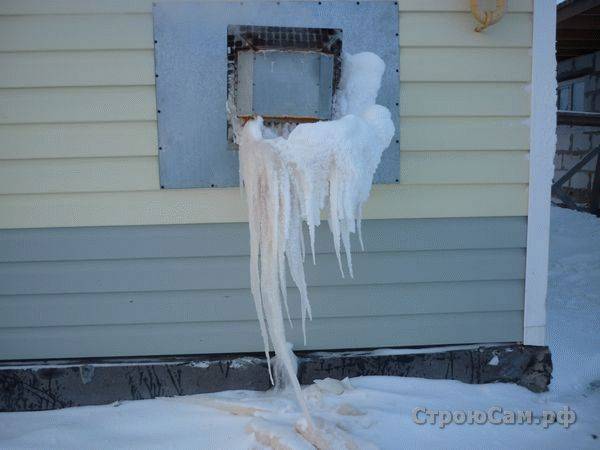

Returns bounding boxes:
[237,52,395,424]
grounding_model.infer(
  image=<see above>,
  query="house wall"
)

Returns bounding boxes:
[0,0,534,360]
[0,0,532,228]
[0,218,526,360]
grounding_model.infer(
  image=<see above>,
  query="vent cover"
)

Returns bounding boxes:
[153,1,399,188]
[228,25,342,123]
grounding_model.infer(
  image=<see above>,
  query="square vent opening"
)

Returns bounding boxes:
[227,25,342,146]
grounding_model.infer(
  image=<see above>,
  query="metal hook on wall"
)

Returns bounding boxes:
[470,0,507,32]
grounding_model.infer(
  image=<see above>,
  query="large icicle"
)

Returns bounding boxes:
[237,52,394,427]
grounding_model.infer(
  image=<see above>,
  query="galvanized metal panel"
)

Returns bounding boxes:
[235,50,254,117]
[240,50,333,120]
[153,0,400,188]
[318,53,335,117]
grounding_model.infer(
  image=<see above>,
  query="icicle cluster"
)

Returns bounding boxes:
[237,52,395,425]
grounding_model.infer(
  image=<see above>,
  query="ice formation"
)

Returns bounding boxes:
[237,52,395,426]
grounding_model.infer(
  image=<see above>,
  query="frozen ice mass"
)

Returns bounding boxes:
[237,52,395,424]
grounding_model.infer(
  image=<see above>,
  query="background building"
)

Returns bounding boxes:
[554,0,600,213]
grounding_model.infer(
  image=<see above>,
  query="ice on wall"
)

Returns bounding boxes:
[237,52,395,425]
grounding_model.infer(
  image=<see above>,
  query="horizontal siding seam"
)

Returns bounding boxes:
[399,11,532,15]
[0,120,158,127]
[0,183,530,197]
[0,46,534,52]
[0,83,156,90]
[0,150,530,161]
[0,1,533,15]
[0,116,533,125]
[0,155,156,162]
[0,11,533,16]
[0,12,152,18]
[0,79,531,90]
[399,81,531,85]
[0,183,529,196]
[0,250,527,264]
[0,11,535,17]
[0,310,526,331]
[0,247,527,265]
[0,279,527,298]
[0,150,530,159]
[396,182,530,187]
[399,45,532,49]
[0,116,528,124]
[0,80,535,90]
[400,116,530,119]
[0,81,533,90]
[401,150,528,153]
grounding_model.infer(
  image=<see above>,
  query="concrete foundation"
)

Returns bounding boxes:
[0,344,552,412]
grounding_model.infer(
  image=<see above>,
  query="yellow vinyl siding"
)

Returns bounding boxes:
[400,151,529,185]
[0,185,528,229]
[0,118,531,160]
[0,51,156,88]
[0,14,152,52]
[400,48,532,82]
[0,1,533,229]
[0,47,531,88]
[0,83,529,124]
[0,86,156,124]
[400,117,530,151]
[0,0,533,15]
[0,157,159,194]
[0,152,529,195]
[0,122,158,159]
[398,12,532,47]
[400,83,530,117]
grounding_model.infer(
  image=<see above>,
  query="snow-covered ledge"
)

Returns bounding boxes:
[524,0,557,346]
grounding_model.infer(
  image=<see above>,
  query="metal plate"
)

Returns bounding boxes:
[153,1,400,188]
[238,50,334,120]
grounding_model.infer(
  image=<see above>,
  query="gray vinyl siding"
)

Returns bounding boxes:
[0,217,526,360]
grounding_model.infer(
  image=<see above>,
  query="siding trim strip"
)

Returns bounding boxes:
[523,0,556,346]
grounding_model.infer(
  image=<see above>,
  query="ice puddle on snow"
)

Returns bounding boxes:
[237,52,395,430]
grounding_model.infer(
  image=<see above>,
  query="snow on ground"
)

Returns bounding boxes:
[0,206,599,449]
